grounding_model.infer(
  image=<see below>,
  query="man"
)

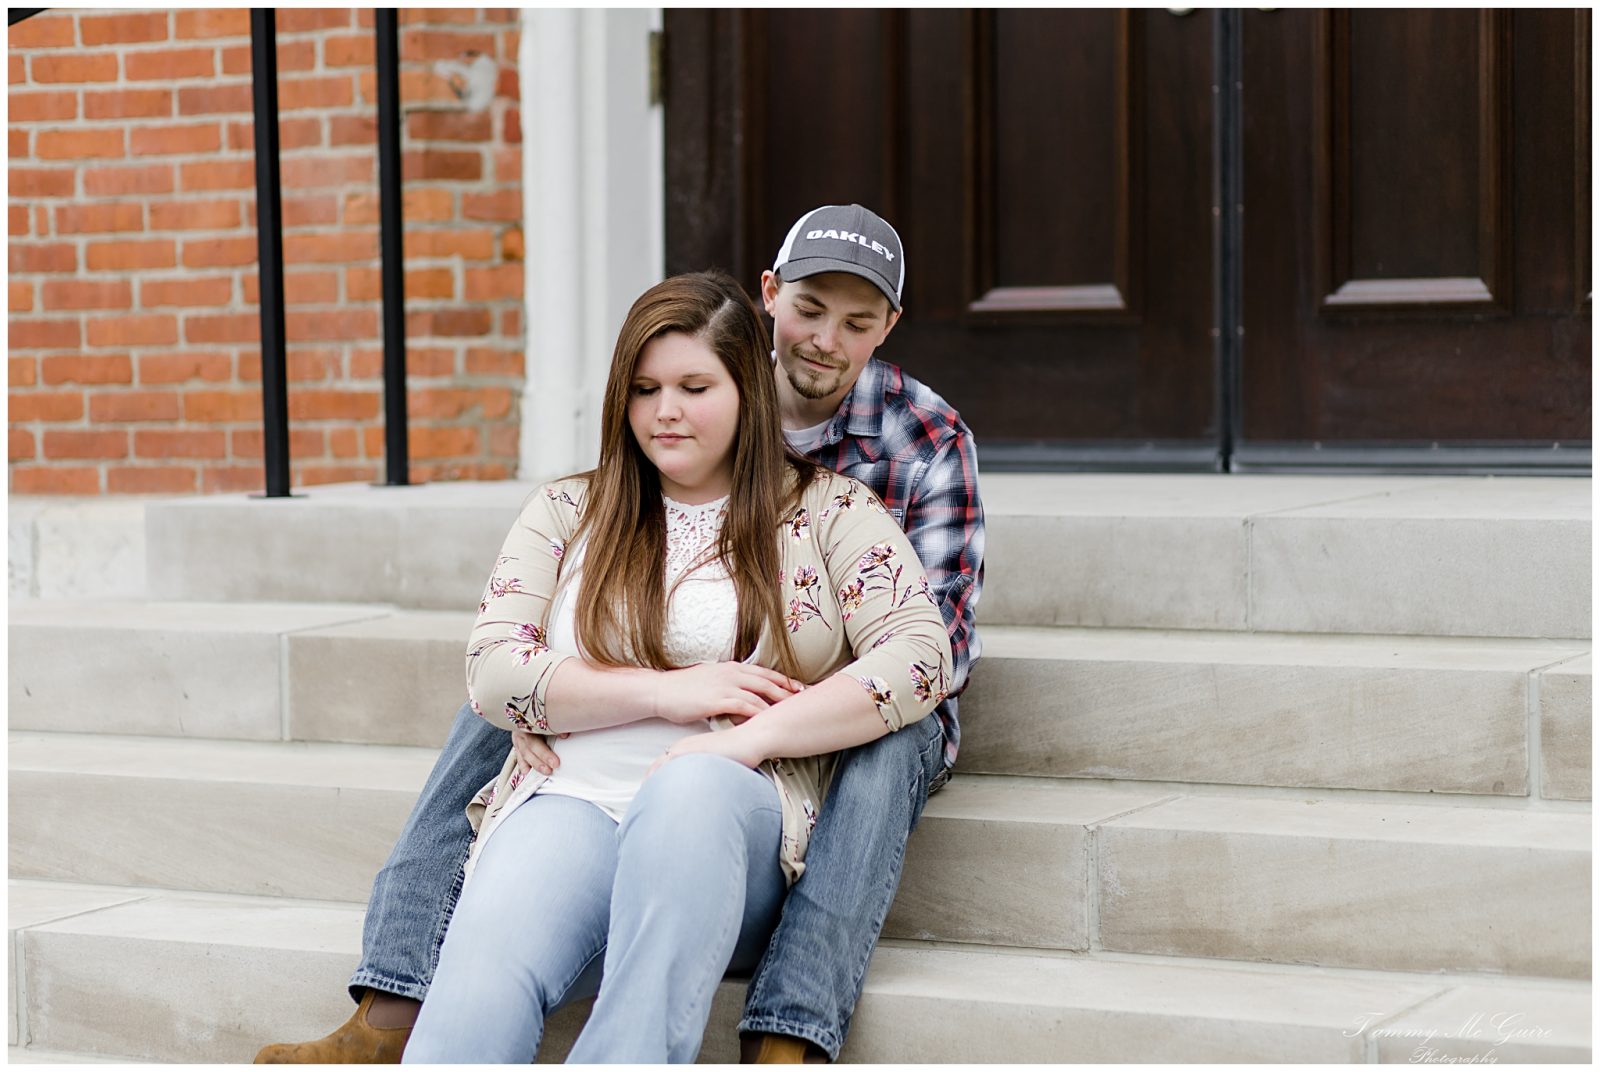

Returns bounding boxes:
[255,204,984,1064]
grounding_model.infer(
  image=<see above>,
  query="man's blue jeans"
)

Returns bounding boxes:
[349,701,505,1004]
[351,700,945,1060]
[737,711,946,1059]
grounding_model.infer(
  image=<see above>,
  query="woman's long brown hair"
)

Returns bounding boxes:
[568,270,817,677]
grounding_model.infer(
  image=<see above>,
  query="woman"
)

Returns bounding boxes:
[403,271,951,1064]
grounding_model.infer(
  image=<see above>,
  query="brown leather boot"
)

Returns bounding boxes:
[253,989,412,1063]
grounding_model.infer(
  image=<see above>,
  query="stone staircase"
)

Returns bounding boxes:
[9,474,1592,1063]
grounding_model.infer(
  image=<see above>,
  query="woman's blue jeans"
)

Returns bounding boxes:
[352,700,947,1061]
[401,753,785,1064]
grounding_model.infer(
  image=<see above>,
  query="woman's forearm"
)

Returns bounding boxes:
[541,659,663,732]
[480,657,806,736]
[724,673,895,762]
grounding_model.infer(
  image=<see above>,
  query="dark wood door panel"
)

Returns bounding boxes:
[663,10,753,282]
[744,9,899,276]
[967,9,1142,319]
[1577,9,1592,310]
[1241,8,1590,444]
[1314,10,1510,313]
[907,9,1215,445]
[667,8,1218,454]
[666,9,1589,463]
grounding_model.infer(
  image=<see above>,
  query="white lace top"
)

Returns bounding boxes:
[534,494,735,820]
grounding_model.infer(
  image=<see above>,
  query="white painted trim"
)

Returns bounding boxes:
[520,9,582,483]
[519,8,665,483]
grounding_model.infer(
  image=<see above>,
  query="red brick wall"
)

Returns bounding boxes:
[8,8,524,494]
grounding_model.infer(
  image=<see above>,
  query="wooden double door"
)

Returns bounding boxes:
[664,9,1590,471]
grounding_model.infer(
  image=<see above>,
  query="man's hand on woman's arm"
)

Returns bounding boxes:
[510,728,563,777]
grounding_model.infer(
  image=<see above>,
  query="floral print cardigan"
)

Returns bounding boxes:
[463,469,955,885]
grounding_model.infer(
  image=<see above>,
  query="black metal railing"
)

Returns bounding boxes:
[250,7,411,494]
[249,9,291,496]
[11,7,412,496]
[374,8,408,487]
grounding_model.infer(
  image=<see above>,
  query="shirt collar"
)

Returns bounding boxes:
[837,357,887,440]
[772,353,887,446]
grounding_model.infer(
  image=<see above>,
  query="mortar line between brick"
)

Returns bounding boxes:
[1082,796,1181,956]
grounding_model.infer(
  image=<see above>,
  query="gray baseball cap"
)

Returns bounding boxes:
[771,203,905,312]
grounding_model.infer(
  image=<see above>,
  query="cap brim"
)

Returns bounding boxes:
[775,256,901,312]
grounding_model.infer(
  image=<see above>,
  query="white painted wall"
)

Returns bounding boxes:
[518,8,664,482]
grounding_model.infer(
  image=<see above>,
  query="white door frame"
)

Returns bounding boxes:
[518,8,664,482]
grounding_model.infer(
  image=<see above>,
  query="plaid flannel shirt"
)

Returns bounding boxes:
[793,356,984,771]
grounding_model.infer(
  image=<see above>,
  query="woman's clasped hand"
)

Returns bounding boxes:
[652,660,804,725]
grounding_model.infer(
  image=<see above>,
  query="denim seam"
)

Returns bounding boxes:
[423,839,474,988]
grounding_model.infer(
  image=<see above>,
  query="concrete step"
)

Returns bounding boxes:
[12,600,1590,799]
[9,496,149,604]
[1540,653,1593,802]
[889,777,1590,979]
[145,479,523,613]
[10,733,1589,978]
[10,599,474,748]
[961,626,1589,799]
[1088,791,1590,979]
[9,879,1589,1063]
[981,474,1590,638]
[8,881,145,1048]
[139,475,1591,638]
[8,733,433,904]
[8,1046,124,1063]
